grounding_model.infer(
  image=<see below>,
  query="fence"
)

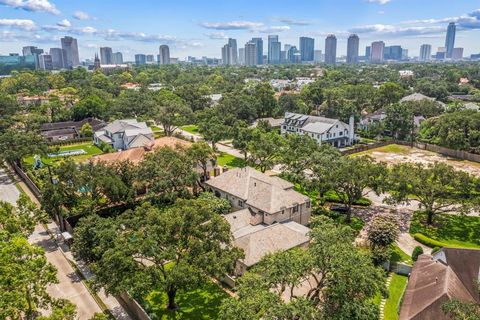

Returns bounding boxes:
[11,162,42,199]
[341,141,393,156]
[116,292,152,320]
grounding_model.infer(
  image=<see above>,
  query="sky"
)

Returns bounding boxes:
[1,0,480,61]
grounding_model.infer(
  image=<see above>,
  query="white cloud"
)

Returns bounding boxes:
[254,25,290,33]
[56,19,71,28]
[205,32,228,40]
[275,17,311,26]
[367,0,391,4]
[78,26,97,34]
[0,18,36,30]
[200,21,263,30]
[73,10,90,20]
[0,0,60,15]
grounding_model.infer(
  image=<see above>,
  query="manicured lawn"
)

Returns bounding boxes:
[384,274,408,320]
[144,281,229,320]
[354,144,413,157]
[181,125,200,135]
[409,212,480,249]
[216,152,245,168]
[390,244,413,265]
[23,142,103,166]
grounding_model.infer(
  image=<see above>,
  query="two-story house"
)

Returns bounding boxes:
[94,119,154,150]
[281,112,355,147]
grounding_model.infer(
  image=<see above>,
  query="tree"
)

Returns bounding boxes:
[247,129,283,173]
[442,300,480,320]
[0,195,44,237]
[37,299,77,320]
[412,246,424,262]
[197,108,230,149]
[0,129,48,165]
[375,82,405,108]
[386,162,476,225]
[153,101,192,136]
[72,95,107,121]
[308,145,342,198]
[384,103,415,140]
[328,156,387,222]
[251,82,277,118]
[0,234,58,320]
[220,216,385,320]
[232,121,253,162]
[187,141,217,184]
[280,134,319,183]
[367,213,399,248]
[80,122,93,137]
[92,197,242,311]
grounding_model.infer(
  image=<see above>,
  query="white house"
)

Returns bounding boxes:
[281,112,356,148]
[94,119,154,150]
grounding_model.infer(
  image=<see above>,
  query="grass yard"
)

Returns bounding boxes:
[384,274,408,320]
[144,281,229,320]
[181,125,200,135]
[390,244,413,265]
[23,142,103,167]
[409,212,480,249]
[216,152,246,168]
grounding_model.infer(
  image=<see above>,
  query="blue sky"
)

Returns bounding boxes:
[1,0,480,60]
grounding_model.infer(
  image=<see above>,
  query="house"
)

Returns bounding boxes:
[94,119,154,150]
[205,167,312,275]
[399,248,480,320]
[400,93,436,104]
[281,112,356,148]
[41,118,106,141]
[250,117,284,130]
[359,109,387,131]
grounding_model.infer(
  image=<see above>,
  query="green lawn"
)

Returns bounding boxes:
[409,212,480,249]
[354,144,413,156]
[390,244,413,265]
[23,142,103,166]
[216,152,246,168]
[181,125,199,135]
[384,274,408,320]
[144,281,229,320]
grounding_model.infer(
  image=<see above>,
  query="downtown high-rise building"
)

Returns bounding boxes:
[112,52,123,64]
[244,41,257,66]
[384,45,402,60]
[419,44,432,62]
[445,22,456,59]
[228,38,238,64]
[238,48,245,65]
[61,36,80,68]
[365,46,371,61]
[324,34,337,65]
[452,47,464,60]
[100,47,113,64]
[299,37,314,62]
[251,38,263,65]
[22,46,44,68]
[287,46,300,64]
[346,34,359,64]
[268,35,281,64]
[370,41,385,63]
[314,50,322,63]
[135,54,146,65]
[159,45,170,65]
[49,48,65,69]
[38,54,53,70]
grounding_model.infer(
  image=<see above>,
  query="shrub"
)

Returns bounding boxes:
[412,246,424,262]
[371,246,391,266]
[431,247,441,254]
[413,233,446,248]
[367,214,399,248]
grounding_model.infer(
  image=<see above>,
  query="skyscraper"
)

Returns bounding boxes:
[159,45,170,65]
[228,38,238,65]
[445,22,456,59]
[61,36,80,68]
[112,52,123,64]
[346,34,359,64]
[238,48,245,65]
[299,37,315,62]
[22,46,44,68]
[135,54,146,65]
[244,42,257,66]
[388,45,403,60]
[39,54,53,70]
[268,35,281,64]
[452,48,464,60]
[370,41,385,63]
[287,46,300,64]
[222,44,232,65]
[365,46,371,61]
[100,47,113,64]
[49,48,65,69]
[419,44,432,61]
[146,55,155,64]
[251,38,263,65]
[324,34,337,65]
[314,50,322,63]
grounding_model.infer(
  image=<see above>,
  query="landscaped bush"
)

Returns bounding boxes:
[431,246,441,254]
[412,246,424,262]
[321,190,372,206]
[413,233,446,248]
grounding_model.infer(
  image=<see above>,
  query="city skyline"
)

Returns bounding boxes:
[1,0,480,60]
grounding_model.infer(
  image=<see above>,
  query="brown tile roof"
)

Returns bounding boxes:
[400,248,480,320]
[92,137,191,164]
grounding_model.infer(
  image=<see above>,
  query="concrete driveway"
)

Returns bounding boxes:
[28,225,102,319]
[0,167,20,205]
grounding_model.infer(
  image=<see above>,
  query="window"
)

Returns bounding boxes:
[306,202,311,209]
[339,131,343,136]
[238,200,244,207]
[292,205,299,213]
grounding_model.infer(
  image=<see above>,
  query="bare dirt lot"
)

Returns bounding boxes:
[356,144,480,177]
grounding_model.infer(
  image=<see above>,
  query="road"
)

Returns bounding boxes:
[0,167,20,205]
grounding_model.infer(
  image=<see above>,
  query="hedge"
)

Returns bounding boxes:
[413,233,447,248]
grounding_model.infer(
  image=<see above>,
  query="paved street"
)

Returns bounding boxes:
[0,167,20,205]
[28,224,102,319]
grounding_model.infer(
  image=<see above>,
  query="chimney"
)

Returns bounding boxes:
[223,166,228,173]
[348,115,355,145]
[213,167,221,177]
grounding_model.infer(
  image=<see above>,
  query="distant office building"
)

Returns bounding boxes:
[452,48,464,60]
[299,37,315,62]
[287,46,301,64]
[112,52,123,64]
[370,41,385,63]
[314,50,323,63]
[238,48,245,65]
[383,45,402,60]
[419,44,432,62]
[22,46,44,68]
[251,38,263,65]
[436,47,446,60]
[324,34,337,65]
[0,55,36,74]
[445,22,456,59]
[158,45,170,65]
[268,35,281,64]
[245,42,257,66]
[100,47,113,64]
[135,54,146,65]
[346,34,359,64]
[222,44,232,65]
[39,54,53,70]
[228,38,238,64]
[365,46,371,61]
[402,49,409,60]
[49,48,65,69]
[61,36,80,68]
[146,55,155,64]
[471,53,480,61]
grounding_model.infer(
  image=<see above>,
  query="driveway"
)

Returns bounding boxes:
[0,167,20,205]
[28,224,102,319]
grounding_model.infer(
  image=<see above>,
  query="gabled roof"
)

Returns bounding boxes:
[283,112,349,135]
[400,93,436,103]
[205,167,309,214]
[103,119,149,134]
